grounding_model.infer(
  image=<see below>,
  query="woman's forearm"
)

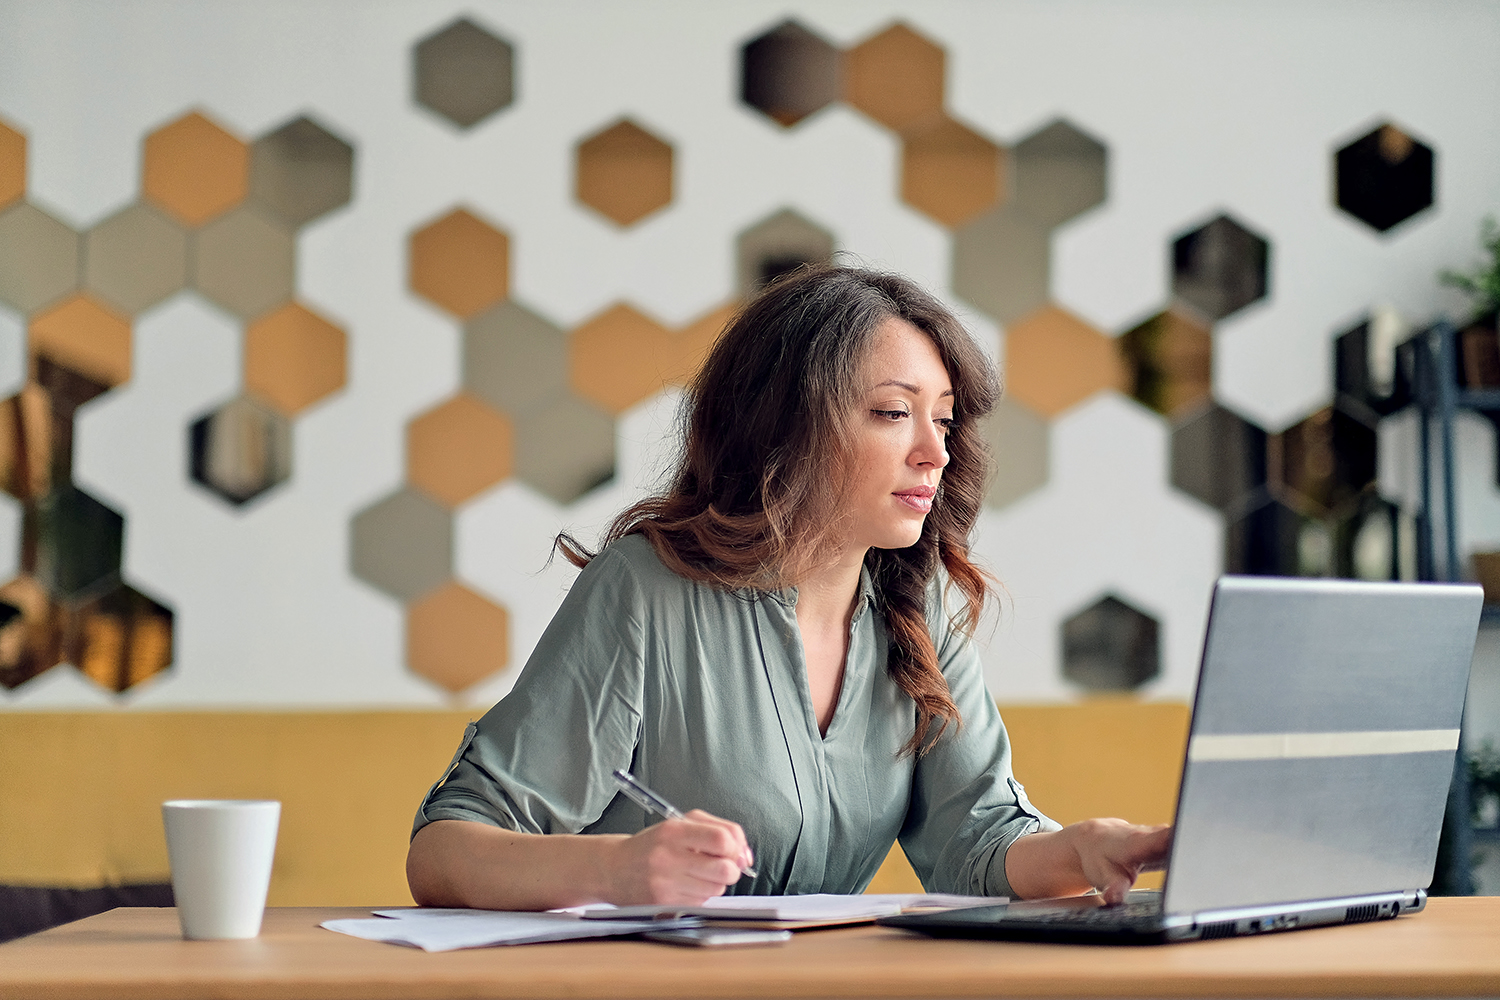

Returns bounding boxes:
[1004,819,1172,904]
[406,811,753,910]
[407,819,625,911]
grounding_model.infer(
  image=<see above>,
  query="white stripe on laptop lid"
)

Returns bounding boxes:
[1187,729,1460,762]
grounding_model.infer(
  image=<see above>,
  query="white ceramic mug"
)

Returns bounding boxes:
[162,799,280,940]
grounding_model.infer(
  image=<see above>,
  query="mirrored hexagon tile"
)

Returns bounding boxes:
[243,301,347,416]
[464,300,568,414]
[27,484,123,600]
[842,22,946,134]
[1003,305,1128,419]
[1011,119,1108,230]
[407,580,508,693]
[514,392,615,505]
[188,395,292,506]
[1171,214,1269,322]
[0,118,24,210]
[350,486,453,602]
[83,203,188,316]
[740,20,841,128]
[409,207,509,319]
[0,574,55,688]
[407,393,514,509]
[1335,122,1435,234]
[1117,308,1212,420]
[736,208,835,297]
[192,206,296,320]
[1274,404,1377,519]
[1169,403,1268,516]
[0,575,173,693]
[413,18,515,129]
[1060,593,1160,693]
[900,116,1003,229]
[1335,311,1411,419]
[951,205,1050,325]
[1225,495,1306,576]
[64,582,174,693]
[569,303,675,416]
[981,397,1048,510]
[142,110,249,227]
[0,203,80,315]
[249,116,355,229]
[575,119,673,227]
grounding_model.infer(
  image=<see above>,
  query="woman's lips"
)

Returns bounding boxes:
[893,487,935,513]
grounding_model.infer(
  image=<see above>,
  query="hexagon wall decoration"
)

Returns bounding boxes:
[1061,594,1160,693]
[1335,122,1435,234]
[740,21,841,128]
[575,119,674,227]
[414,18,516,129]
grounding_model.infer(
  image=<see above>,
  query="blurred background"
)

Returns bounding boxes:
[1,0,1498,934]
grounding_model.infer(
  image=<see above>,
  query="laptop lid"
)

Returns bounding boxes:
[1162,576,1482,917]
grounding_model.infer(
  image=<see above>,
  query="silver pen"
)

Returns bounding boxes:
[611,769,759,878]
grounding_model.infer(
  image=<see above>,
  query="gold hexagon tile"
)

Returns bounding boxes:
[843,23,946,134]
[407,393,515,508]
[575,119,673,227]
[407,580,509,693]
[900,116,1003,228]
[244,302,347,415]
[0,119,24,210]
[142,110,249,227]
[409,208,509,319]
[0,574,60,688]
[569,303,675,415]
[83,203,189,316]
[28,295,132,390]
[1004,304,1128,418]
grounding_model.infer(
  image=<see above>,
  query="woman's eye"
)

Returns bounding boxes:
[872,408,909,421]
[936,417,956,433]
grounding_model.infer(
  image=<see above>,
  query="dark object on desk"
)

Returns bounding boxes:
[0,882,174,944]
[883,576,1479,945]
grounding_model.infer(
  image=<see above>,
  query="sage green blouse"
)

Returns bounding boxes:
[413,534,1057,898]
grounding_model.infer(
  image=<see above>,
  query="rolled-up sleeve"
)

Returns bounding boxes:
[898,588,1060,898]
[412,546,646,840]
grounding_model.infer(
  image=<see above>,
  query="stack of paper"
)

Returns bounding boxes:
[321,909,699,952]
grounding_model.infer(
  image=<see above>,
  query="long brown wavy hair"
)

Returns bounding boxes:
[559,264,999,755]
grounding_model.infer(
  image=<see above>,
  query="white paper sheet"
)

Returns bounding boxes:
[321,909,691,952]
[579,892,1003,922]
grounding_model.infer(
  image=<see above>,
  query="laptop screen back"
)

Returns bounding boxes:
[1162,577,1481,915]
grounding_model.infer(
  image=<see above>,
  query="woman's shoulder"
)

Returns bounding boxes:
[583,533,707,597]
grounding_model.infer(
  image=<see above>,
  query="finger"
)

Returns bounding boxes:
[676,812,749,862]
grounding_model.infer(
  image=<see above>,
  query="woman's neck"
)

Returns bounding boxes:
[793,547,867,631]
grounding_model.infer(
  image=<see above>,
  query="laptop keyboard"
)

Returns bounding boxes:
[1008,897,1163,926]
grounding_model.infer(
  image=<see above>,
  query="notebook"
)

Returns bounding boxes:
[880,576,1483,944]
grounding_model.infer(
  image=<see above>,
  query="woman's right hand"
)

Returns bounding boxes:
[603,809,753,905]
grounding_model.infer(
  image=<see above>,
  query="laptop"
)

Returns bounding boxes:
[881,576,1483,944]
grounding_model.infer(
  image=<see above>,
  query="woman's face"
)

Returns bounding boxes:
[842,317,954,554]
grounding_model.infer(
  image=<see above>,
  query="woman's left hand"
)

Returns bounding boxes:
[1005,819,1173,905]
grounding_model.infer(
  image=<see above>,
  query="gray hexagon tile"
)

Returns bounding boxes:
[350,486,453,601]
[249,116,355,228]
[464,301,568,415]
[83,202,188,316]
[0,203,79,314]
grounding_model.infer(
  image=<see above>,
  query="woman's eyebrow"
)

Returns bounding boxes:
[872,380,956,397]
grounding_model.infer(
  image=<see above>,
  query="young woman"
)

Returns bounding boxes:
[406,265,1170,910]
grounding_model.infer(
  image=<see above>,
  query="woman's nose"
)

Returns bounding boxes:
[911,421,949,468]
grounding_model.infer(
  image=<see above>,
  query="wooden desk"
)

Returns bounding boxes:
[1,899,1498,1000]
